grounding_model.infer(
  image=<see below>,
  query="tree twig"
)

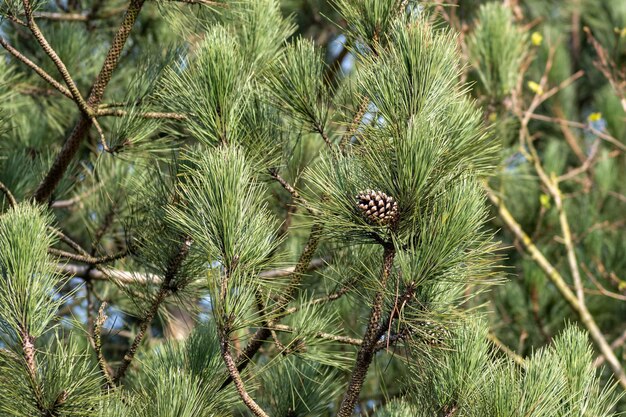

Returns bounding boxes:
[220,335,269,417]
[49,247,128,265]
[55,257,327,285]
[96,108,187,120]
[487,332,526,367]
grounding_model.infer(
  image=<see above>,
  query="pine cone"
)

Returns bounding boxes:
[356,189,399,225]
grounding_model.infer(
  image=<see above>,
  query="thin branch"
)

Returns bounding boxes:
[272,323,362,347]
[49,226,89,254]
[50,184,103,208]
[314,123,336,151]
[49,247,128,265]
[220,336,269,417]
[595,328,626,368]
[557,138,599,182]
[552,179,585,304]
[581,263,626,302]
[96,108,187,120]
[56,257,326,285]
[268,168,317,215]
[553,106,586,163]
[166,0,227,6]
[222,223,323,390]
[526,113,626,152]
[113,237,191,383]
[282,281,354,316]
[29,11,88,21]
[0,37,73,99]
[340,96,368,150]
[0,181,17,207]
[13,5,126,22]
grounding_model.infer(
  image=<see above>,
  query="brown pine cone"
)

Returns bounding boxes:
[356,189,399,225]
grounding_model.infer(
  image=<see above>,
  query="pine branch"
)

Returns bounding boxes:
[55,257,326,285]
[166,0,227,6]
[441,404,459,417]
[337,244,395,417]
[29,11,89,21]
[268,168,319,215]
[34,0,147,203]
[282,280,354,316]
[217,255,268,417]
[0,37,73,100]
[18,328,50,416]
[272,323,362,347]
[340,96,368,150]
[113,237,191,383]
[487,332,526,367]
[526,113,626,152]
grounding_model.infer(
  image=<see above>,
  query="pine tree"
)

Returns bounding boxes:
[0,1,624,416]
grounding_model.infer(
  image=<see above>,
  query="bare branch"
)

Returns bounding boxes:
[55,257,327,286]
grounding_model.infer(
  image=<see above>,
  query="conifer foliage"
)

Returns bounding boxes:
[0,0,624,416]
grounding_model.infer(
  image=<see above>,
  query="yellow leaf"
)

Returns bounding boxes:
[540,193,551,209]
